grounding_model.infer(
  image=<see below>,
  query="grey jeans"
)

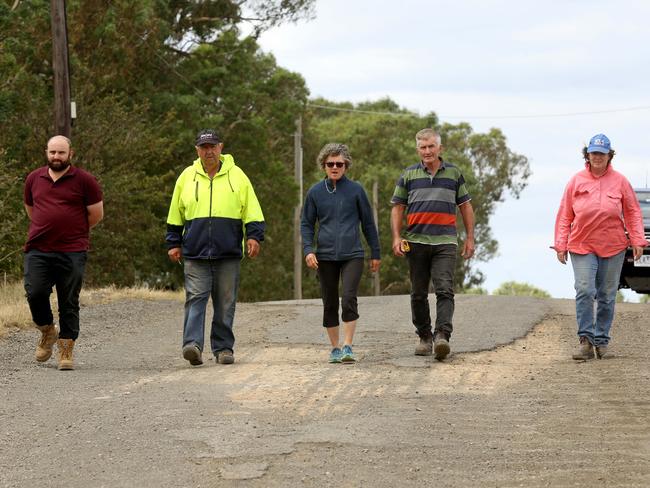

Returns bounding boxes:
[406,243,457,339]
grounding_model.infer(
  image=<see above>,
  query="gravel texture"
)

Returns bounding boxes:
[1,295,649,487]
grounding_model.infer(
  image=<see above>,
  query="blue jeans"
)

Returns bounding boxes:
[23,250,87,340]
[407,243,457,339]
[183,258,240,355]
[570,251,625,346]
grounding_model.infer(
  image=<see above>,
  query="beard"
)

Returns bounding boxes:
[47,159,71,172]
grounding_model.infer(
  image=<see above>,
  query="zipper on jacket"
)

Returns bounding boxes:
[208,177,214,258]
[335,186,341,257]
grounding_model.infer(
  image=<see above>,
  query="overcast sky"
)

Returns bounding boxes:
[258,0,650,300]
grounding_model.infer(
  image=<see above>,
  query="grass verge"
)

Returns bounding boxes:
[0,282,183,338]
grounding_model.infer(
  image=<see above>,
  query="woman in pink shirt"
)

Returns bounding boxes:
[554,134,648,360]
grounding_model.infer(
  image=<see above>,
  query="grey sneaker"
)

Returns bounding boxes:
[595,345,608,359]
[415,331,433,356]
[182,343,203,366]
[217,350,235,364]
[572,337,595,360]
[433,333,450,361]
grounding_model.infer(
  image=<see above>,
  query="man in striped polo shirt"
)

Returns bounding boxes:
[391,128,475,360]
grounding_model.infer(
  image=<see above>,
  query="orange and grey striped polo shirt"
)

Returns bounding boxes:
[391,159,471,246]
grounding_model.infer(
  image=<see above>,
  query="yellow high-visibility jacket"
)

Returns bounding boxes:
[166,154,265,259]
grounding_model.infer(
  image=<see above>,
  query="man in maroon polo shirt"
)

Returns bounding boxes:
[23,135,103,370]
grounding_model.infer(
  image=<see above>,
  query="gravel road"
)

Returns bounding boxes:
[1,295,648,487]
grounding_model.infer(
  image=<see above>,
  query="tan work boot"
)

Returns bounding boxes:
[415,331,433,356]
[57,339,75,370]
[35,324,58,362]
[595,345,608,359]
[572,337,594,360]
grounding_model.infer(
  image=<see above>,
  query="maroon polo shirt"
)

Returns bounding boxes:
[24,165,103,252]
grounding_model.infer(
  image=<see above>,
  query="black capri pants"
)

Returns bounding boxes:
[317,258,364,327]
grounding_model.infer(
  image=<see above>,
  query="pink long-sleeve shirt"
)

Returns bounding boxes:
[554,164,648,257]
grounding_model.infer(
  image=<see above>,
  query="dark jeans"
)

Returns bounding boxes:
[407,243,457,339]
[317,258,364,327]
[23,250,87,340]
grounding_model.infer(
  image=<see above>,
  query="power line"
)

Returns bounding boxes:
[307,103,416,117]
[307,102,650,120]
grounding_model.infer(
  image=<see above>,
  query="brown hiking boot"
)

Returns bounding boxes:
[182,343,203,366]
[35,324,58,362]
[433,332,450,361]
[216,350,235,364]
[415,331,433,356]
[572,337,594,360]
[595,345,608,359]
[57,339,75,370]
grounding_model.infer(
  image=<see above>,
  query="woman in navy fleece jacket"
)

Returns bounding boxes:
[300,143,381,364]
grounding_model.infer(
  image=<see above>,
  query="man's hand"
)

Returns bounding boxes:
[633,246,645,260]
[392,237,405,257]
[247,239,260,258]
[461,238,475,259]
[305,253,318,269]
[168,247,182,263]
[390,205,406,257]
[556,250,567,264]
[369,259,381,273]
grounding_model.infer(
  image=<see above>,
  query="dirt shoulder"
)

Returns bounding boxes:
[0,296,648,487]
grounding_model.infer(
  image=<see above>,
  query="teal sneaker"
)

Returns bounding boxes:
[340,345,356,363]
[329,347,342,363]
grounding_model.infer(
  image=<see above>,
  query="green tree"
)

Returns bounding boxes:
[464,287,488,295]
[1,1,531,303]
[302,99,530,297]
[0,0,312,300]
[493,281,551,298]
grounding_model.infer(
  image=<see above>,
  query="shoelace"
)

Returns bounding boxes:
[59,341,73,359]
[38,329,55,347]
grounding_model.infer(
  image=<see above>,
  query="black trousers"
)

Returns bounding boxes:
[406,243,457,339]
[317,258,364,327]
[23,250,87,340]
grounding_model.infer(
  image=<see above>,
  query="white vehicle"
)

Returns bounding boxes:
[619,188,650,294]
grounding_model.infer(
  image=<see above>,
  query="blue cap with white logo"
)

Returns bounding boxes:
[587,134,611,153]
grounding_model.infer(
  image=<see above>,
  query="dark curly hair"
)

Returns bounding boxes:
[582,147,615,164]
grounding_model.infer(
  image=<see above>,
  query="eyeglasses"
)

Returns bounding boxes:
[325,162,345,168]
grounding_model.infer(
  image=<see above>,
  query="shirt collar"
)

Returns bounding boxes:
[39,165,77,179]
[420,157,446,175]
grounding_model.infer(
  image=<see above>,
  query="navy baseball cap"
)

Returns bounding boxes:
[195,129,221,146]
[587,134,611,153]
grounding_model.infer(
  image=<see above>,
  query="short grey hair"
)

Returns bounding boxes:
[316,143,352,169]
[415,128,441,146]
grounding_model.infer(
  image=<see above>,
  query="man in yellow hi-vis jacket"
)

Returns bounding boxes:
[166,129,265,366]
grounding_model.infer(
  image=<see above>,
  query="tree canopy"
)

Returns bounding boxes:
[493,281,551,298]
[0,0,530,301]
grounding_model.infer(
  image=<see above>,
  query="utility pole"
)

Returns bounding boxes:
[50,0,71,137]
[293,117,303,299]
[372,180,380,296]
